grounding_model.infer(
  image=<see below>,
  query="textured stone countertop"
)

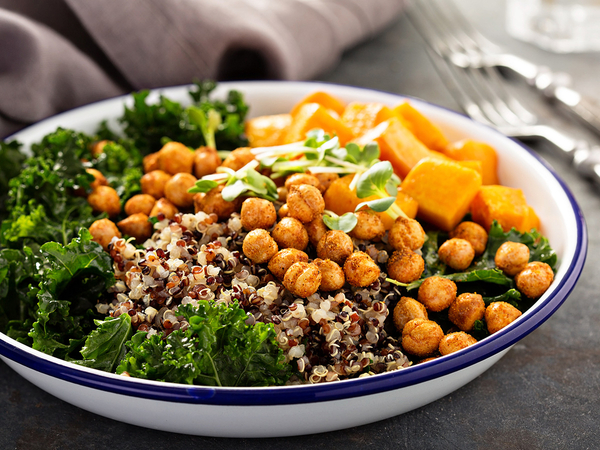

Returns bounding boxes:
[2,1,600,448]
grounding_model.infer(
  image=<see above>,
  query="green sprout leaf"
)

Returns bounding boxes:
[323,212,358,233]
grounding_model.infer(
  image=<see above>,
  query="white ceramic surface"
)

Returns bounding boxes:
[0,82,587,437]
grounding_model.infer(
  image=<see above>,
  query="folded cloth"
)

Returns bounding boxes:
[0,0,405,138]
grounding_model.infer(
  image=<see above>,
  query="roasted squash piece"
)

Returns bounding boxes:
[290,91,346,117]
[341,102,397,137]
[245,113,292,147]
[323,174,418,229]
[284,103,354,145]
[353,118,448,178]
[393,102,449,152]
[442,139,499,185]
[401,158,482,231]
[470,185,538,232]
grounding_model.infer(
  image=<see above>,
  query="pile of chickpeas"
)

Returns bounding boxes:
[86,139,555,365]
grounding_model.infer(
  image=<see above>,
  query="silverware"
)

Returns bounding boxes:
[407,0,600,139]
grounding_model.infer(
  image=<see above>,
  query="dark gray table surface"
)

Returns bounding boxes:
[3,1,600,448]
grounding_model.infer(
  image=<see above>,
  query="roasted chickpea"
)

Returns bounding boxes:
[450,221,488,256]
[278,203,289,219]
[157,141,195,174]
[286,184,325,223]
[124,194,156,216]
[401,318,444,357]
[141,170,171,199]
[271,217,309,250]
[418,276,457,312]
[88,185,121,217]
[448,293,485,331]
[86,168,108,190]
[117,213,153,242]
[313,258,345,291]
[193,146,221,178]
[438,332,478,356]
[220,147,256,171]
[193,184,240,221]
[268,249,309,280]
[310,172,338,193]
[284,173,322,193]
[240,198,277,231]
[438,238,475,270]
[143,152,160,173]
[343,251,380,287]
[515,261,554,299]
[149,198,179,219]
[316,230,354,265]
[485,301,522,334]
[388,217,426,251]
[495,241,530,276]
[393,296,428,332]
[91,139,110,157]
[283,262,322,298]
[350,210,385,241]
[164,172,197,208]
[242,229,278,264]
[277,186,288,202]
[387,248,425,283]
[89,218,121,250]
[305,215,328,247]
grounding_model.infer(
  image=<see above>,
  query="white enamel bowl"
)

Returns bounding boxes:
[0,81,587,437]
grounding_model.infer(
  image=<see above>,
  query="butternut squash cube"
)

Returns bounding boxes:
[341,102,397,137]
[402,158,482,231]
[470,185,538,232]
[245,113,292,147]
[442,139,499,185]
[284,103,354,145]
[393,102,449,152]
[290,91,346,117]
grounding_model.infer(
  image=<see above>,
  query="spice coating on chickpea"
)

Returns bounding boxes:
[240,198,277,231]
[193,146,221,178]
[141,170,171,199]
[316,230,354,265]
[450,221,488,256]
[305,215,327,247]
[242,228,278,264]
[515,261,554,299]
[485,301,522,334]
[125,194,156,216]
[278,203,289,219]
[393,296,428,332]
[401,318,444,357]
[495,241,530,276]
[387,248,425,283]
[88,185,121,217]
[418,276,457,312]
[89,218,121,250]
[117,213,153,242]
[143,152,160,173]
[193,184,240,221]
[313,258,345,291]
[350,210,385,241]
[284,173,322,193]
[164,172,197,208]
[157,141,195,175]
[438,332,478,356]
[283,262,322,298]
[220,147,256,171]
[310,172,338,193]
[268,249,309,280]
[149,198,179,219]
[388,217,426,251]
[438,238,475,270]
[86,168,108,190]
[271,217,309,251]
[448,293,485,331]
[343,251,380,287]
[286,184,325,223]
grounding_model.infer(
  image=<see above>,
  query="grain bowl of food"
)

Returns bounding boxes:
[0,81,586,437]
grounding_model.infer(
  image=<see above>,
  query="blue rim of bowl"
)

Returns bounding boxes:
[0,82,588,406]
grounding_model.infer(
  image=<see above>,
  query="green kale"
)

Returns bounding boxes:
[117,301,292,387]
[0,140,27,221]
[30,128,94,162]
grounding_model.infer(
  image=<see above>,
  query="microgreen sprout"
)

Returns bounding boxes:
[355,161,408,220]
[322,210,358,233]
[187,106,222,149]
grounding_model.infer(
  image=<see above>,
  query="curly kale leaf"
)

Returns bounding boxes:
[28,228,115,358]
[30,128,94,163]
[117,301,292,386]
[0,140,27,221]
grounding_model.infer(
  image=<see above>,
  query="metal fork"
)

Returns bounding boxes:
[406,0,600,183]
[407,0,600,139]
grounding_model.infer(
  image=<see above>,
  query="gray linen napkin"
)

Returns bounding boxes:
[0,0,405,138]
